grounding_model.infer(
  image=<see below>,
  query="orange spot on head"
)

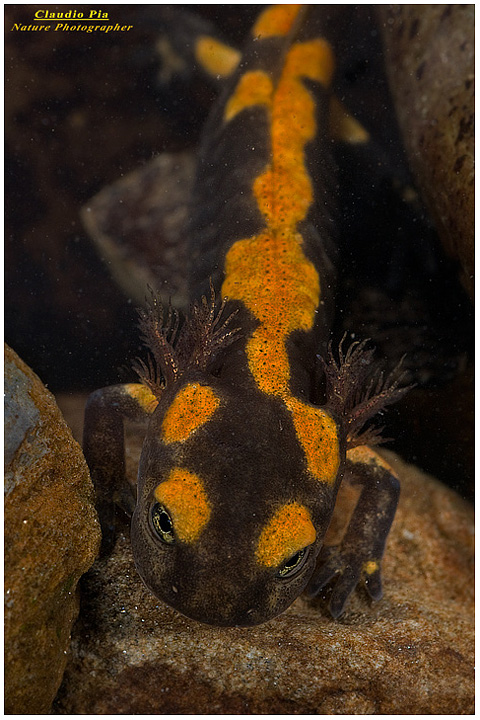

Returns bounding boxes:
[161,383,220,444]
[252,4,303,39]
[256,502,316,567]
[154,468,211,543]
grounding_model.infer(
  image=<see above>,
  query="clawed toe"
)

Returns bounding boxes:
[308,546,384,617]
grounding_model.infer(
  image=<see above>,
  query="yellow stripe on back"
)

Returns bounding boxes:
[221,38,339,483]
[222,40,334,396]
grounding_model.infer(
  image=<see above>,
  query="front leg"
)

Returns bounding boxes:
[83,383,158,551]
[309,445,400,618]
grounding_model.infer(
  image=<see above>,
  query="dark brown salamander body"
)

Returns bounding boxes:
[84,4,406,626]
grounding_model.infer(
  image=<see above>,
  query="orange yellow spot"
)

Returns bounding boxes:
[161,383,220,444]
[224,70,273,123]
[252,4,303,39]
[124,383,159,414]
[347,446,398,477]
[286,398,340,484]
[195,36,240,79]
[154,468,211,543]
[223,229,320,396]
[256,502,316,567]
[363,560,380,575]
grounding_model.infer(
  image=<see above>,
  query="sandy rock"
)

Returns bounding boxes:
[4,347,101,714]
[53,396,473,714]
[378,5,474,299]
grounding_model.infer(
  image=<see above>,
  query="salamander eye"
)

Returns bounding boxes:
[277,547,310,578]
[150,503,175,545]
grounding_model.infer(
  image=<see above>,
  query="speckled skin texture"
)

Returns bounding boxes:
[54,396,474,715]
[4,348,101,713]
[378,5,474,298]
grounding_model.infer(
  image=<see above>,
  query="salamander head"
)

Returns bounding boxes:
[130,374,339,626]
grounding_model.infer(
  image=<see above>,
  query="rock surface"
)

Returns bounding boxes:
[54,395,474,714]
[4,348,101,714]
[378,5,474,299]
[81,152,195,309]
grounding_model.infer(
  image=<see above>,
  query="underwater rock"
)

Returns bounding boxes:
[81,152,195,309]
[378,5,474,299]
[4,347,101,714]
[53,396,473,714]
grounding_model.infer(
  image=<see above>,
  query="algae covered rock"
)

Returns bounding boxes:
[4,346,101,714]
